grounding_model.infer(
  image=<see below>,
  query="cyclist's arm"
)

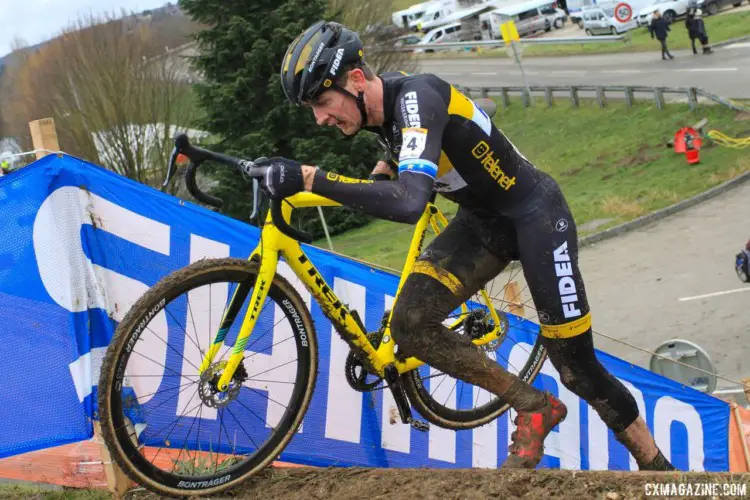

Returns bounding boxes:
[310,84,447,224]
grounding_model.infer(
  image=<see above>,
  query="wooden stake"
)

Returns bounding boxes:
[28,118,60,160]
[93,421,132,499]
[503,281,525,317]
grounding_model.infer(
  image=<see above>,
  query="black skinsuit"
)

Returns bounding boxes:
[311,72,639,432]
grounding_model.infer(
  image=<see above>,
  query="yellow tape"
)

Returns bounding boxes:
[540,312,592,339]
[412,261,463,296]
[707,129,750,149]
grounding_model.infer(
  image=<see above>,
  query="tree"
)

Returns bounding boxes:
[5,13,200,192]
[177,0,417,238]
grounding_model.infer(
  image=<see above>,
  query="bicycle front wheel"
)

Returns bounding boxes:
[98,258,317,497]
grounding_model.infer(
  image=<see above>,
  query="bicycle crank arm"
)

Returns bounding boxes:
[383,364,430,433]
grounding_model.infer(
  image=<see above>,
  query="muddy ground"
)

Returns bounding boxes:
[123,467,750,500]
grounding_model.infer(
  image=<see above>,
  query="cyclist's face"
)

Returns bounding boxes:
[308,90,360,135]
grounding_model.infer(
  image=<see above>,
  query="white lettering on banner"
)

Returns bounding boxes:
[472,380,498,468]
[621,380,648,471]
[506,342,580,469]
[539,360,581,469]
[34,187,170,404]
[242,261,304,430]
[177,235,230,419]
[176,248,306,429]
[427,314,470,463]
[587,379,646,471]
[428,365,457,463]
[380,295,411,454]
[325,278,366,443]
[654,396,705,471]
[28,183,723,471]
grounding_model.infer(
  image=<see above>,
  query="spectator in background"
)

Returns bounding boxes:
[649,11,674,60]
[685,8,712,55]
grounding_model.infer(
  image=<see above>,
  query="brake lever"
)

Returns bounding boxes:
[162,146,180,191]
[250,178,261,220]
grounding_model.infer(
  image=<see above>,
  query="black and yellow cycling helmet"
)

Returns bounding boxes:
[281,21,369,123]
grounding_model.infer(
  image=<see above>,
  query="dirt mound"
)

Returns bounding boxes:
[129,467,750,500]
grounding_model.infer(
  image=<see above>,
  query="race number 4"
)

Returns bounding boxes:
[399,128,428,161]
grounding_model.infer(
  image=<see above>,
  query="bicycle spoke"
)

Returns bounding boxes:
[161,309,204,373]
[244,334,296,361]
[144,321,202,374]
[169,403,202,475]
[226,405,261,452]
[187,291,205,361]
[245,358,298,380]
[248,388,290,412]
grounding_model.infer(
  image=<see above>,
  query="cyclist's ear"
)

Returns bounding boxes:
[346,68,367,92]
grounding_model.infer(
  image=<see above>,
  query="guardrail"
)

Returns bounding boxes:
[374,33,631,52]
[456,84,749,112]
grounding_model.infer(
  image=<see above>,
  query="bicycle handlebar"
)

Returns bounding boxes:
[163,133,313,244]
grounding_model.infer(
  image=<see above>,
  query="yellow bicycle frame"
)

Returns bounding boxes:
[201,192,505,392]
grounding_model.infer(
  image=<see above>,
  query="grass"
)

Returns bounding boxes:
[416,9,750,59]
[311,99,750,270]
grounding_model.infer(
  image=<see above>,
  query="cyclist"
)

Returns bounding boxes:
[259,20,676,471]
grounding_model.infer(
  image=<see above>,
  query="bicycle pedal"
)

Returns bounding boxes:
[409,419,430,432]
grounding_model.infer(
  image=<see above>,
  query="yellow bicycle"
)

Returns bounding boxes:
[98,134,548,497]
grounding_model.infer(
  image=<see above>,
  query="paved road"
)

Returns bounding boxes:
[492,180,750,391]
[416,41,750,99]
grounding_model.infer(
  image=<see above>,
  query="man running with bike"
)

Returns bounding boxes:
[258,20,676,471]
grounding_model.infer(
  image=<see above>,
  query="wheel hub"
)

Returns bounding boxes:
[198,361,247,408]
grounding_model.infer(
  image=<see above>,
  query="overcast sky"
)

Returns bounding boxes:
[0,0,171,57]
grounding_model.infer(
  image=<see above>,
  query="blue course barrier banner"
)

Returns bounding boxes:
[0,154,730,471]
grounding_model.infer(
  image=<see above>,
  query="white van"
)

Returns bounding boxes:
[415,21,464,52]
[392,1,433,29]
[410,0,460,31]
[486,0,560,39]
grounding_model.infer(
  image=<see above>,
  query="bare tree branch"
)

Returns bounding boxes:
[326,0,419,75]
[5,12,202,192]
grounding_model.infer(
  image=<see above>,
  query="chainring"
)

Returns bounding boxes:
[345,331,385,392]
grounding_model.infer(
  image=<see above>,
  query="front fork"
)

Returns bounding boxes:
[199,247,278,392]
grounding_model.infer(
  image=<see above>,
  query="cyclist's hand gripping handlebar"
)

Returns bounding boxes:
[164,133,313,243]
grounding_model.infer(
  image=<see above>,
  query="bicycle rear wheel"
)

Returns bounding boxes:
[402,265,547,430]
[98,258,317,497]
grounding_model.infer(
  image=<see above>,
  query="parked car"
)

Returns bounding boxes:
[392,33,423,48]
[581,6,638,35]
[636,0,692,25]
[415,22,464,52]
[698,0,747,16]
[543,6,568,29]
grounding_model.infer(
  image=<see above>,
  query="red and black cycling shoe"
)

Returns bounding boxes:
[502,392,568,469]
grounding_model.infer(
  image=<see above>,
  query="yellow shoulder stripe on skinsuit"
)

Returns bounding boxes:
[540,313,592,339]
[412,261,463,296]
[447,86,493,136]
[447,85,474,120]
